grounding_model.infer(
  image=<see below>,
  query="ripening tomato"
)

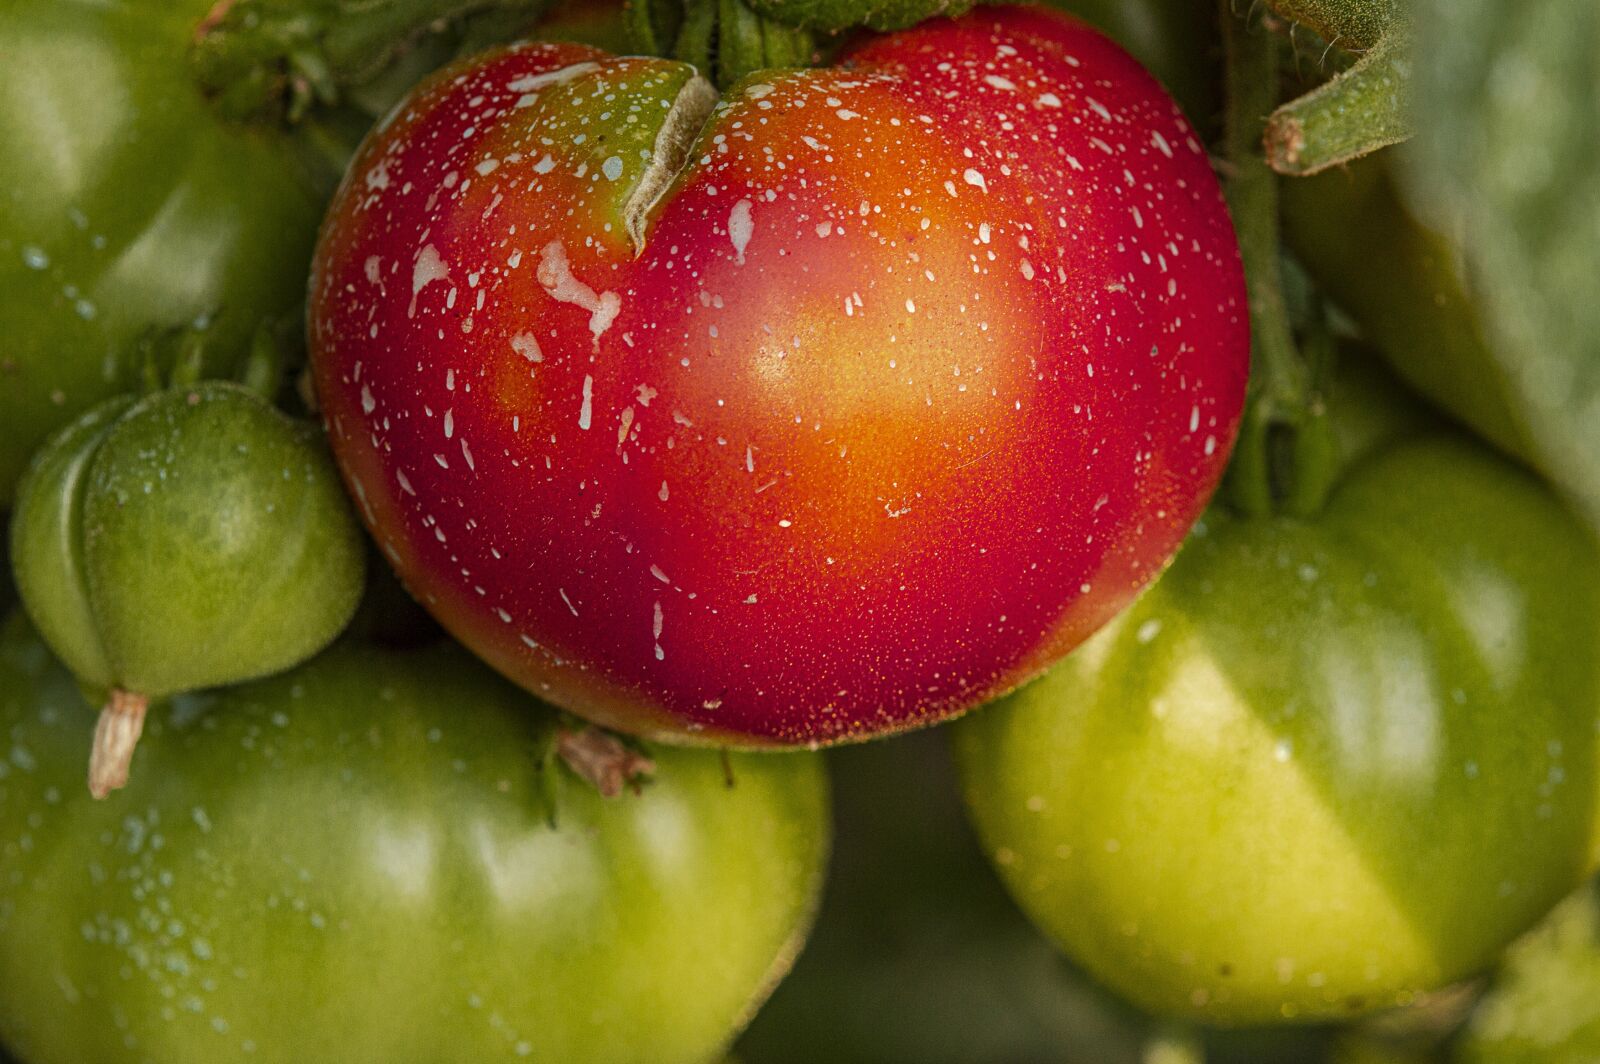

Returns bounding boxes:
[309,7,1249,746]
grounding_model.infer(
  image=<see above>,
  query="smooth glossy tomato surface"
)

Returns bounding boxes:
[0,615,829,1064]
[310,7,1248,745]
[955,360,1600,1025]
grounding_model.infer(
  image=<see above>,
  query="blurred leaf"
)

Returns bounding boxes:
[1454,879,1600,1062]
[1402,0,1600,529]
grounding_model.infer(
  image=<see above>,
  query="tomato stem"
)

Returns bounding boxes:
[88,689,149,800]
[1261,0,1398,52]
[633,0,816,87]
[169,330,211,391]
[1266,21,1412,175]
[239,325,288,402]
[1221,0,1336,517]
[556,726,657,798]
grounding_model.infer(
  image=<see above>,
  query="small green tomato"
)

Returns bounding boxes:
[9,381,364,797]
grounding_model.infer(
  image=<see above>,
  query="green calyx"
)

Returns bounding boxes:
[628,0,817,87]
[8,382,365,797]
[1260,0,1414,175]
[131,317,300,411]
[738,0,973,33]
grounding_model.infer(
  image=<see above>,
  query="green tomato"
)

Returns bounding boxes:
[0,0,329,505]
[0,613,829,1063]
[1454,878,1600,1064]
[954,359,1600,1026]
[9,382,364,797]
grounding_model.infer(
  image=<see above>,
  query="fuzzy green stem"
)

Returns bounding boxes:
[1224,2,1300,407]
[716,0,813,84]
[238,325,288,401]
[670,0,718,71]
[169,330,211,390]
[718,0,766,82]
[1262,0,1399,52]
[1222,0,1335,517]
[627,0,684,55]
[1267,23,1413,175]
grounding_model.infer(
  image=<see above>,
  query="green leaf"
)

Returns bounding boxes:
[1403,0,1600,529]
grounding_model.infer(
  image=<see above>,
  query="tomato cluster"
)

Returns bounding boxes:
[2,0,1597,1060]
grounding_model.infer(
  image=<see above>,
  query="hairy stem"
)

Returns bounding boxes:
[1267,24,1413,175]
[1262,0,1400,52]
[1221,0,1334,516]
[192,0,554,123]
[639,0,815,87]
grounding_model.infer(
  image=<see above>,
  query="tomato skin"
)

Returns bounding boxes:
[954,363,1600,1026]
[10,383,364,702]
[0,615,829,1064]
[1036,0,1219,131]
[309,8,1248,746]
[0,0,327,505]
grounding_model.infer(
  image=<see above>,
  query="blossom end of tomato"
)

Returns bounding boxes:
[88,688,148,801]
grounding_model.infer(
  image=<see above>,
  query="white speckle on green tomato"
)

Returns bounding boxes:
[0,614,830,1063]
[955,360,1600,1026]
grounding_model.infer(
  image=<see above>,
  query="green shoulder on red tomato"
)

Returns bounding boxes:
[0,616,830,1064]
[955,353,1600,1026]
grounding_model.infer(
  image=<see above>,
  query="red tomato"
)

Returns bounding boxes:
[308,7,1248,745]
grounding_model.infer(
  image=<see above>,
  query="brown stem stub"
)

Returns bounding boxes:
[89,690,150,800]
[1264,114,1307,172]
[556,727,655,798]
